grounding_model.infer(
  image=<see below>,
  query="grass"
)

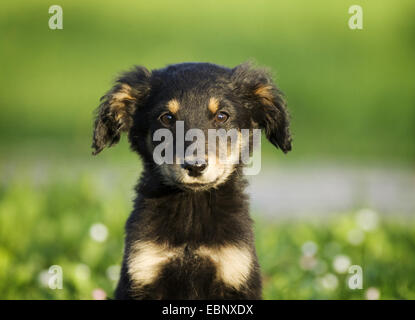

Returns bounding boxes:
[1,158,414,300]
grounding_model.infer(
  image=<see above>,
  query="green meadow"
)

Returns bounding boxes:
[1,161,415,299]
[0,0,414,299]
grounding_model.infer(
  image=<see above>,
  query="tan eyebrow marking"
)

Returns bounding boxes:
[167,99,180,114]
[208,97,219,114]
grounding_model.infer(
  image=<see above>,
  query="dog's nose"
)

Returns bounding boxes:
[181,161,207,177]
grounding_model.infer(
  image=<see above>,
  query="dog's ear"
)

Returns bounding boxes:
[231,62,292,153]
[92,66,151,155]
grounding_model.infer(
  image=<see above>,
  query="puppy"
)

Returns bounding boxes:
[92,62,291,299]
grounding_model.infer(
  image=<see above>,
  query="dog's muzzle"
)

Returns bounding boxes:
[181,161,208,177]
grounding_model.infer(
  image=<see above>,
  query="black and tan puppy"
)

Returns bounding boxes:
[92,62,291,299]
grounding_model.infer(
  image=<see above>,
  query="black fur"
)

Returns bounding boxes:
[92,62,292,299]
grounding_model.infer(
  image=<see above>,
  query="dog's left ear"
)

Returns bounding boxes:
[92,66,151,155]
[231,62,292,153]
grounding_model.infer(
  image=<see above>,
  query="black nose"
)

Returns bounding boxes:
[181,161,207,177]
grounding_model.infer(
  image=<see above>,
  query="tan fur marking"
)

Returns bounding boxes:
[128,242,252,289]
[254,85,274,106]
[111,84,135,104]
[196,245,252,289]
[128,241,181,287]
[108,84,136,129]
[167,99,180,114]
[208,97,219,114]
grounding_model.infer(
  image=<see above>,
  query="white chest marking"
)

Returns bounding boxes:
[196,245,252,289]
[128,241,181,286]
[128,241,252,290]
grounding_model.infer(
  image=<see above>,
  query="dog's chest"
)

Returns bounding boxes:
[127,241,252,295]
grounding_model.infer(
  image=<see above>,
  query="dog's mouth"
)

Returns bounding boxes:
[177,178,221,191]
[159,162,234,191]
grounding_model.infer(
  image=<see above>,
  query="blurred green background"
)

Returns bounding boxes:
[1,0,414,299]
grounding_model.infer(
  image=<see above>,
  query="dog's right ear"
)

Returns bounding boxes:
[92,66,151,155]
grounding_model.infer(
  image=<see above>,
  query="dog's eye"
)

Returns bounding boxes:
[215,111,229,123]
[159,113,175,126]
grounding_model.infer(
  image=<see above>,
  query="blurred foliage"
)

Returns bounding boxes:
[1,0,415,300]
[1,159,415,299]
[0,0,414,162]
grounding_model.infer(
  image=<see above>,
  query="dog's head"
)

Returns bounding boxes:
[92,62,291,191]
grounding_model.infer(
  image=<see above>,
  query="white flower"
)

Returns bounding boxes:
[356,208,379,231]
[365,287,380,300]
[38,270,51,288]
[302,241,318,257]
[347,229,365,246]
[319,273,339,291]
[333,255,351,274]
[89,223,108,242]
[106,265,121,281]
